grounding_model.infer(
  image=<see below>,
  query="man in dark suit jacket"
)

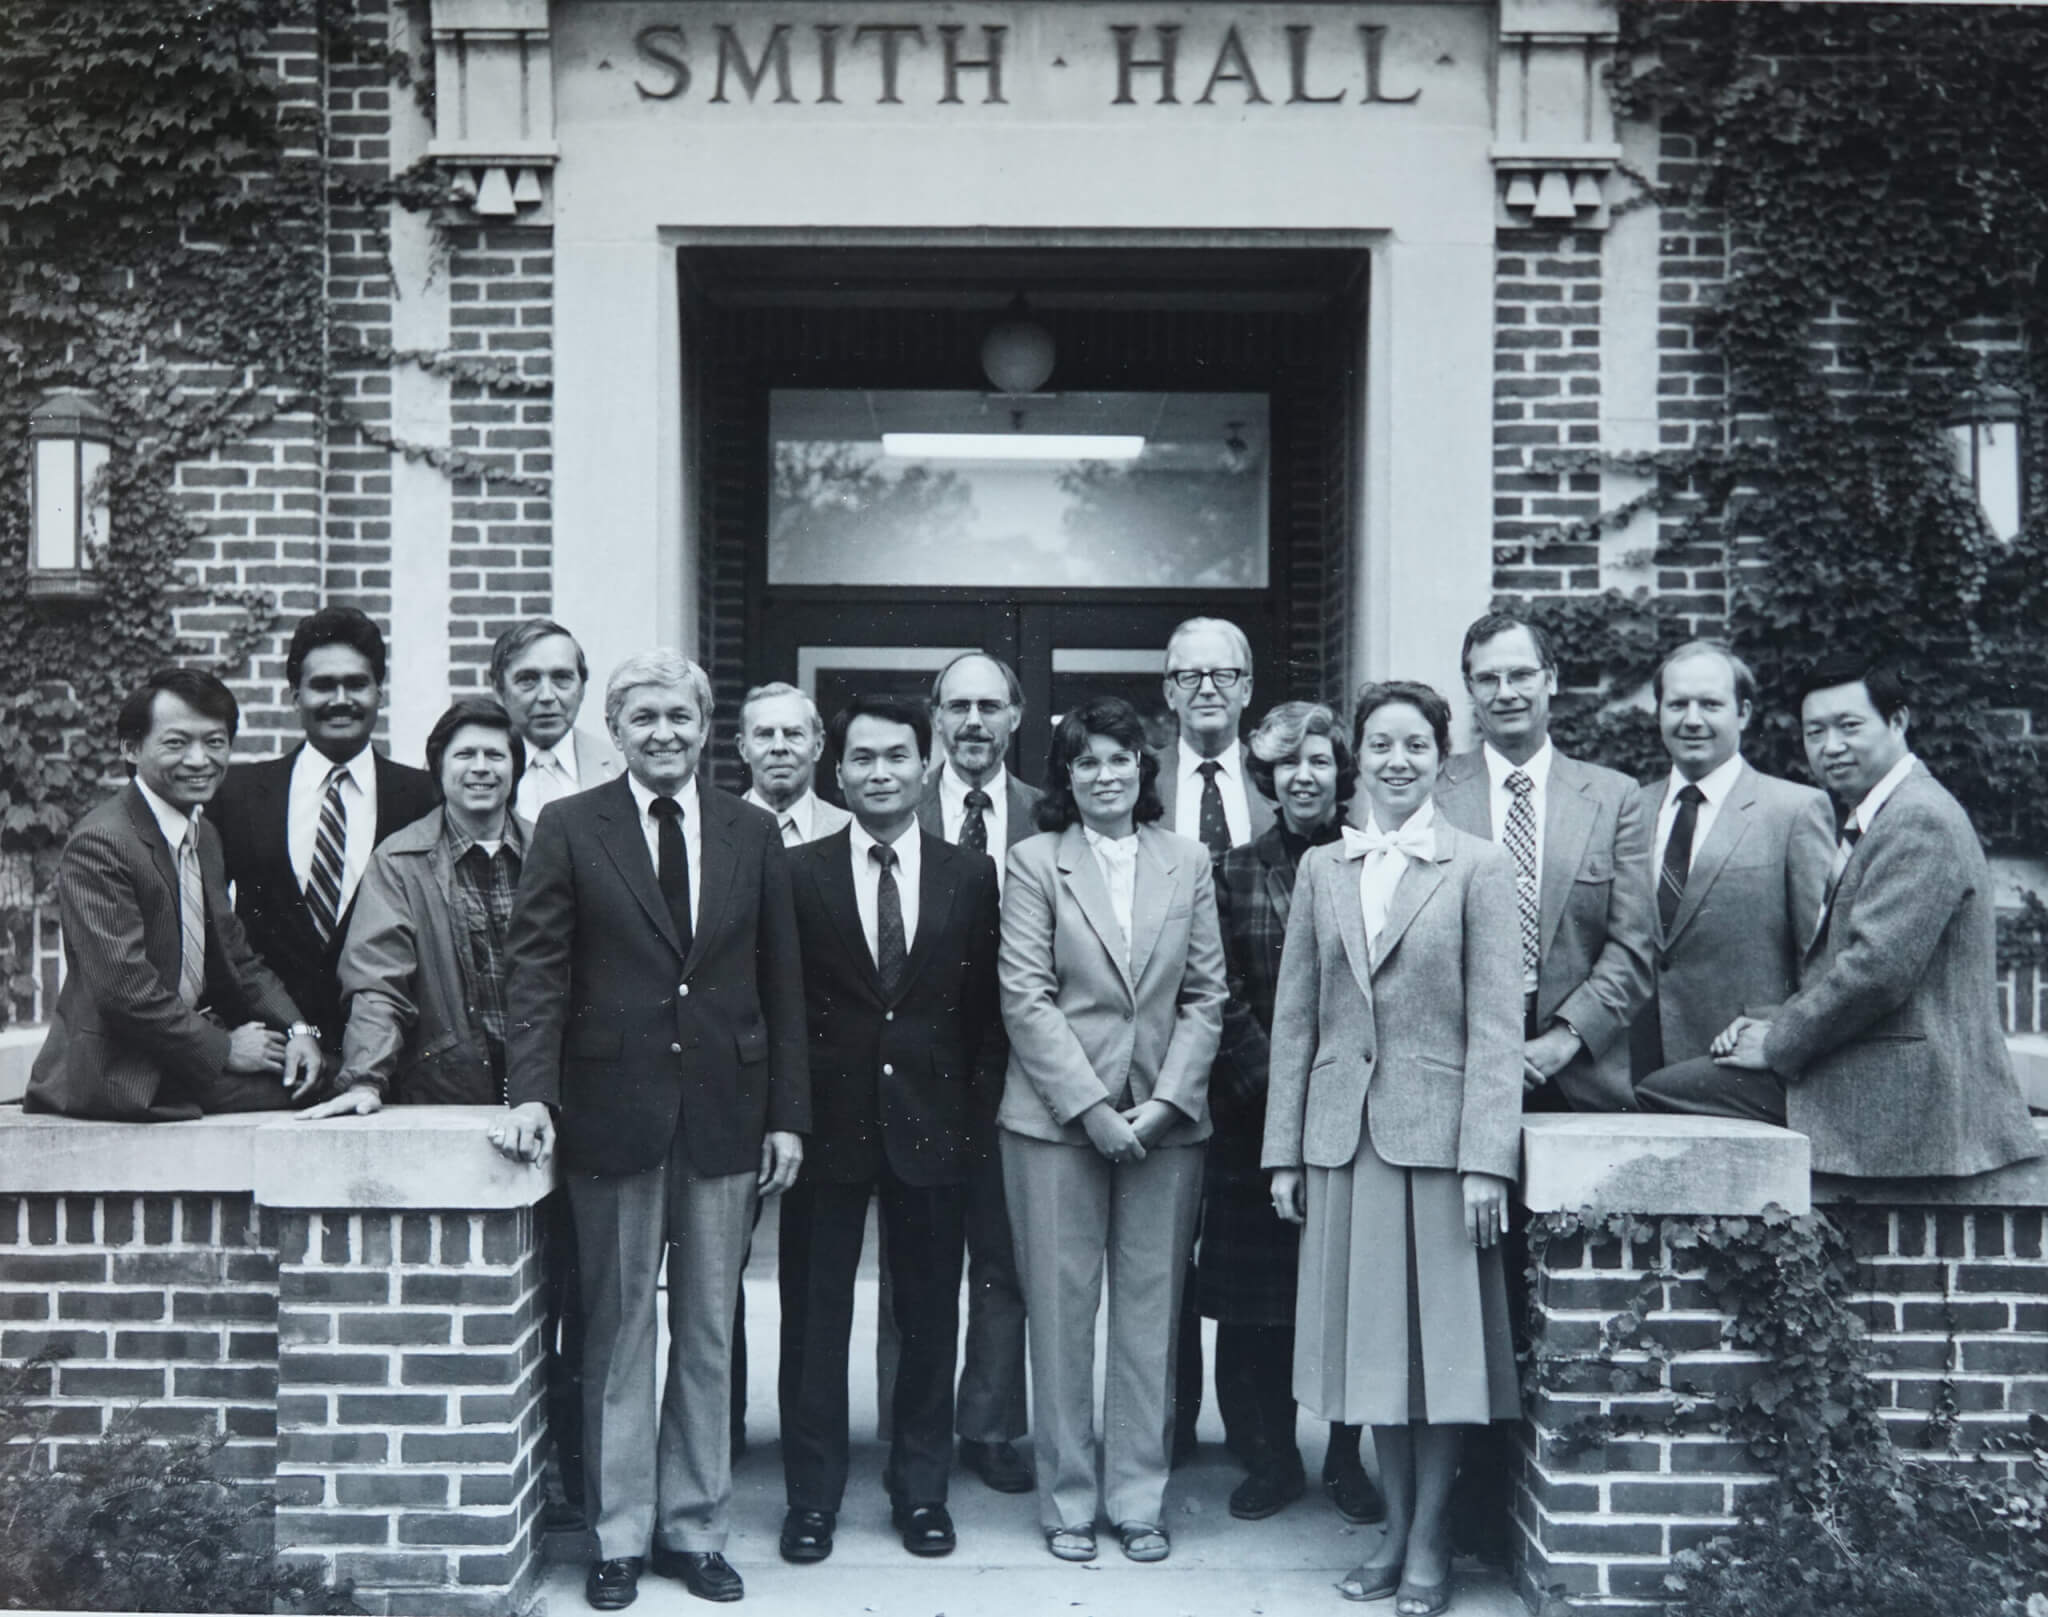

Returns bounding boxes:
[494,651,808,1611]
[777,695,1002,1566]
[27,669,322,1119]
[872,652,1040,1496]
[209,607,436,1055]
[1690,652,2040,1178]
[1435,612,1654,1113]
[1631,642,1833,1112]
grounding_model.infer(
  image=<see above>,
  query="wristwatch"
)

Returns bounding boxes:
[286,1022,321,1043]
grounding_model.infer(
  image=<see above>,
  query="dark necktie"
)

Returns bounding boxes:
[1196,759,1233,859]
[871,843,906,991]
[1658,784,1705,935]
[649,796,693,957]
[959,788,992,855]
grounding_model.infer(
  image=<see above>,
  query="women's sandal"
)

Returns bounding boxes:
[1337,1562,1403,1602]
[1045,1527,1097,1563]
[1116,1522,1171,1563]
[1394,1576,1452,1617]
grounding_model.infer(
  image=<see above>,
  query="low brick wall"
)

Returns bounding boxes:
[1512,1114,2048,1615]
[0,1107,555,1617]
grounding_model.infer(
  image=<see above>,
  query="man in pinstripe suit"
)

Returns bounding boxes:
[26,669,322,1120]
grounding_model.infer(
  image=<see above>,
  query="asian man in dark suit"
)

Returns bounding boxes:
[493,650,808,1611]
[1664,651,2040,1179]
[1630,642,1833,1105]
[777,695,1002,1565]
[26,669,322,1120]
[209,607,437,1055]
[1434,612,1654,1114]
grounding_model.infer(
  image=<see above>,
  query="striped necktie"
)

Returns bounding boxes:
[177,818,206,1007]
[1503,769,1541,982]
[305,764,349,943]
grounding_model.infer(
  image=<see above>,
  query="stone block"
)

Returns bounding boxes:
[1521,1115,1811,1215]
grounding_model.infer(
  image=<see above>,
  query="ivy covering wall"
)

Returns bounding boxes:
[1528,3,2048,859]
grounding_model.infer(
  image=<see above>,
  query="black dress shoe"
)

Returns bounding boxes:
[958,1438,1034,1494]
[777,1507,836,1564]
[893,1501,957,1557]
[1229,1465,1308,1520]
[585,1557,642,1610]
[652,1547,745,1602]
[1323,1462,1387,1526]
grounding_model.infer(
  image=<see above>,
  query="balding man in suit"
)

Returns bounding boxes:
[1631,642,1832,1112]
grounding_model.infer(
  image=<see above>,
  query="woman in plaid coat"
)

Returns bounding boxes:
[1199,701,1383,1526]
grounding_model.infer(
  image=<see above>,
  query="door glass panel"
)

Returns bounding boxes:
[769,390,1270,589]
[1049,648,1177,755]
[796,644,977,724]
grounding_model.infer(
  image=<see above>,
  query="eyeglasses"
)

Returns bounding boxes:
[1467,666,1548,696]
[1071,752,1141,778]
[1167,668,1247,692]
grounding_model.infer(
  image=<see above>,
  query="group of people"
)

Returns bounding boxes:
[23,602,2041,1616]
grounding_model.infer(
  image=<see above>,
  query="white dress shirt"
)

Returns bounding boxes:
[1653,751,1746,875]
[287,743,377,916]
[745,787,822,848]
[1172,737,1252,846]
[135,778,197,859]
[849,817,922,965]
[516,735,586,825]
[1844,752,1917,837]
[1083,826,1138,965]
[627,772,702,930]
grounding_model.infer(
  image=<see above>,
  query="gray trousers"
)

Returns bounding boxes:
[875,1154,1030,1444]
[568,1152,757,1560]
[1001,1132,1204,1533]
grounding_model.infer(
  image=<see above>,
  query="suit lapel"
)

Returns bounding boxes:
[594,778,682,955]
[1057,824,1135,995]
[1005,774,1039,848]
[811,830,884,1002]
[895,836,960,1002]
[1127,830,1184,986]
[1539,755,1596,962]
[1318,850,1376,1000]
[1434,753,1491,839]
[915,788,942,837]
[1665,767,1753,946]
[1371,841,1451,971]
[124,787,180,909]
[686,789,742,974]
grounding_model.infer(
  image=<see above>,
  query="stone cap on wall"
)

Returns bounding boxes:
[1814,1117,2048,1209]
[0,1103,557,1209]
[1519,1113,1812,1216]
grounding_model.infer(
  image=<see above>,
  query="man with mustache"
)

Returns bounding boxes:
[25,668,323,1119]
[210,607,438,1058]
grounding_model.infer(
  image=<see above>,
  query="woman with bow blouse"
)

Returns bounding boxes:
[1263,681,1523,1616]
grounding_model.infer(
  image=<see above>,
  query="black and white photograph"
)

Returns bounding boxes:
[0,2,2044,1614]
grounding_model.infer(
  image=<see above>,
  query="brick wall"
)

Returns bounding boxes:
[446,226,556,699]
[1492,228,1605,624]
[1516,1201,2048,1613]
[0,1193,278,1480]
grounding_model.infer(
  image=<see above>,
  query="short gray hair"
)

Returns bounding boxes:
[605,651,714,733]
[740,680,823,739]
[1165,615,1253,672]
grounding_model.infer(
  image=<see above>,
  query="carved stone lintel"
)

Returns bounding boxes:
[1494,0,1621,232]
[427,0,556,219]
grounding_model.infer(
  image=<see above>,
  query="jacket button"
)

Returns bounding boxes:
[882,1063,894,1076]
[678,984,690,997]
[670,1042,682,1055]
[1122,1009,1133,1022]
[884,1010,895,1021]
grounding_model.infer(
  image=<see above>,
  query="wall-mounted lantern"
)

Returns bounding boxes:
[27,389,111,601]
[1945,387,2024,544]
[981,298,1056,396]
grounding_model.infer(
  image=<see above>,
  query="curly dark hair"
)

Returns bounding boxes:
[1035,696,1166,832]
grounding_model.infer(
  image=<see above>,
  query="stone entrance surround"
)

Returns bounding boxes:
[1,1105,2042,1615]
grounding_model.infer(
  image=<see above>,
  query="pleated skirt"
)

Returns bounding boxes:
[1292,1117,1519,1427]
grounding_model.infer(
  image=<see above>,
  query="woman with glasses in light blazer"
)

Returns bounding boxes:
[998,695,1227,1568]
[1264,681,1523,1617]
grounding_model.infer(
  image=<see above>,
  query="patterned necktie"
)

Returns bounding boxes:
[650,796,693,956]
[1658,783,1706,935]
[959,788,992,855]
[177,818,206,1008]
[304,764,349,944]
[1503,769,1541,981]
[1195,759,1233,859]
[871,843,906,991]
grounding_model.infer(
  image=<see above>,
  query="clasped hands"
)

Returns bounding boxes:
[1079,1096,1178,1164]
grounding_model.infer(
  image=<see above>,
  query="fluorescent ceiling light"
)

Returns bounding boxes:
[881,432,1146,462]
